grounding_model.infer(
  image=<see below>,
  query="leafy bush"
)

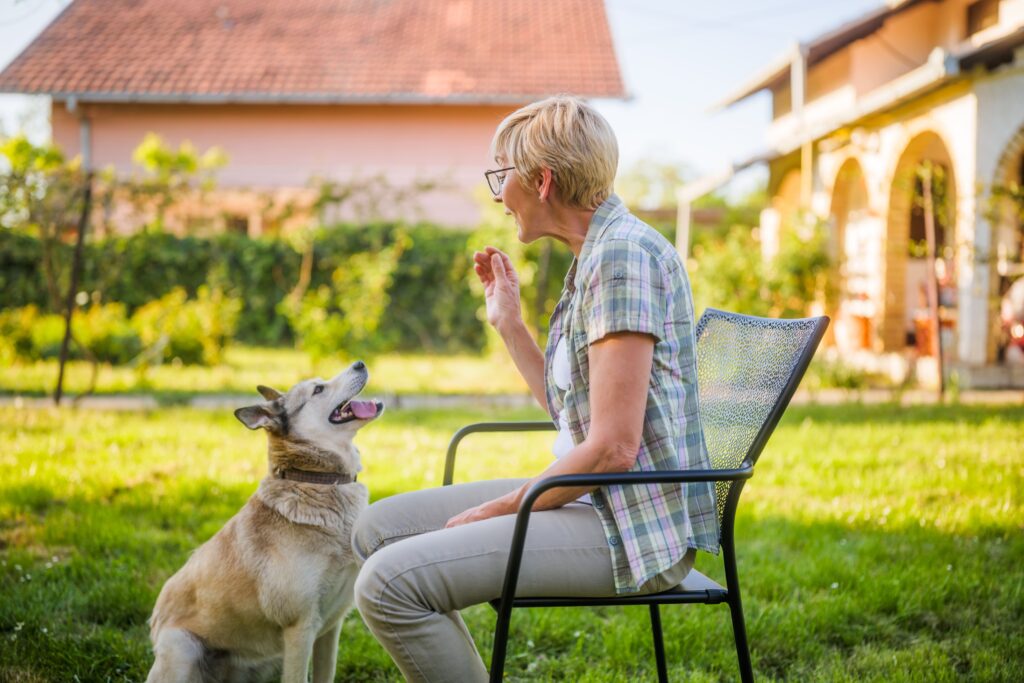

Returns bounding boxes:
[0,303,142,364]
[690,226,770,318]
[769,218,835,318]
[280,231,408,359]
[205,233,300,345]
[74,303,143,364]
[85,232,214,309]
[0,231,50,310]
[312,223,483,353]
[0,216,574,355]
[131,287,240,365]
[690,215,834,320]
[0,305,43,363]
[804,354,870,391]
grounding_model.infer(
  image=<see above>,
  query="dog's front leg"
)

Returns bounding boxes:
[282,622,317,683]
[311,619,342,683]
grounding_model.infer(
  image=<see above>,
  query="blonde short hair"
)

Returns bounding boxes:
[491,95,618,210]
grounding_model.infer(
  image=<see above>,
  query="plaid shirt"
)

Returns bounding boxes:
[544,194,718,594]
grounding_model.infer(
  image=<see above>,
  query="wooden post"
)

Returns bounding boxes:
[676,199,692,259]
[54,172,93,406]
[921,164,944,398]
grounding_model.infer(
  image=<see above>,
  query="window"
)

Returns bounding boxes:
[967,0,999,36]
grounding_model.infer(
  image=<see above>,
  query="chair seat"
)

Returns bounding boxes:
[491,568,729,610]
[678,567,725,593]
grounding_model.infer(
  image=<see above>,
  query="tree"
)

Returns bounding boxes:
[128,132,227,231]
[0,135,85,309]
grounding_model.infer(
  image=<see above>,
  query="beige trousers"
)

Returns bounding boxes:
[351,479,695,682]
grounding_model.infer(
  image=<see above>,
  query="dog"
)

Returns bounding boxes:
[146,360,383,683]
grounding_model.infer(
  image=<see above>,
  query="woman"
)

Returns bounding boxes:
[351,95,717,682]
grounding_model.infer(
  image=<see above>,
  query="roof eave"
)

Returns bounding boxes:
[710,49,794,111]
[957,27,1024,70]
[0,90,628,105]
[691,51,960,202]
[714,0,933,109]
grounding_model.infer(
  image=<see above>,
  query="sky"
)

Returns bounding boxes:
[0,0,885,189]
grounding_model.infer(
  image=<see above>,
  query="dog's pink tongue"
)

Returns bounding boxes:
[349,400,377,418]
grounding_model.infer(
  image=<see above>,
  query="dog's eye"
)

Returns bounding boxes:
[313,385,324,395]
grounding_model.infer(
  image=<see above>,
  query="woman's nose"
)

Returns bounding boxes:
[492,194,503,204]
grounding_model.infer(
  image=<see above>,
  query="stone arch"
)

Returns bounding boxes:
[829,157,875,351]
[882,130,957,355]
[989,121,1024,362]
[830,157,870,259]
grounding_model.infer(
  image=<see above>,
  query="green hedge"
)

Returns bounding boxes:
[0,230,50,310]
[0,225,487,352]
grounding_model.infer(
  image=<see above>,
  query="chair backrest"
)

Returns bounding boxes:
[694,308,828,527]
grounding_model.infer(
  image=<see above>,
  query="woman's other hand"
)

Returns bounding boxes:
[473,247,522,335]
[444,494,514,528]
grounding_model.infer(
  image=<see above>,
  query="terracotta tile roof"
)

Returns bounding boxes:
[0,0,625,103]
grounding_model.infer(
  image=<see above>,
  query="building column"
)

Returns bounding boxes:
[958,204,990,365]
[760,207,781,261]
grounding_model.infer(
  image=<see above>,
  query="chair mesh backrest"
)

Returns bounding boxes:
[694,309,826,525]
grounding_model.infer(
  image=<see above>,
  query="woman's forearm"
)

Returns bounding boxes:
[497,319,548,411]
[498,436,635,514]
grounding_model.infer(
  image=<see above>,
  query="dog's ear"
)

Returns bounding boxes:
[257,385,283,401]
[235,402,283,431]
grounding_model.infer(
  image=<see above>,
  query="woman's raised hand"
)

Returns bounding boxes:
[473,246,522,334]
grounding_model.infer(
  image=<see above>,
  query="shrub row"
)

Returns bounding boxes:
[0,225,488,352]
[0,288,239,366]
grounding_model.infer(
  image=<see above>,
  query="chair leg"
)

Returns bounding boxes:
[649,604,669,683]
[489,605,512,683]
[727,593,754,683]
[722,523,754,683]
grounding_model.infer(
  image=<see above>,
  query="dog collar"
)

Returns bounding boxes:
[275,468,357,485]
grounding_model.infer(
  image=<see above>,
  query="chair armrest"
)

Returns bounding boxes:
[444,421,556,486]
[496,464,752,609]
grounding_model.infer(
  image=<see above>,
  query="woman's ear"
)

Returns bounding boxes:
[537,168,554,202]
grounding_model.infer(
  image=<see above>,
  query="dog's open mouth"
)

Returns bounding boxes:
[329,398,383,424]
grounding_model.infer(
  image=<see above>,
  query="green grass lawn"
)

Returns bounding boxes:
[1,402,1022,681]
[0,346,530,400]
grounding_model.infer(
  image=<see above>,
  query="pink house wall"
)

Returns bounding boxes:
[51,103,516,227]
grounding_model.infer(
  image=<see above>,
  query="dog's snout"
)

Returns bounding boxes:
[352,360,366,371]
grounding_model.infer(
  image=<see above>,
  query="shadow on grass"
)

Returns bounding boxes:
[1,474,1021,682]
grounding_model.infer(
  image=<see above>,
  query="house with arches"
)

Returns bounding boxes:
[692,0,1024,388]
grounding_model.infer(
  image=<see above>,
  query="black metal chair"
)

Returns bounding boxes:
[444,308,829,682]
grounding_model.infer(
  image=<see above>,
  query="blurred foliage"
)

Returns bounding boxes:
[769,215,836,317]
[1,139,838,373]
[132,287,240,366]
[279,231,409,360]
[1,133,227,309]
[0,304,141,366]
[0,224,493,354]
[0,288,238,367]
[616,158,691,211]
[0,135,89,310]
[128,133,227,232]
[690,198,834,320]
[690,226,768,317]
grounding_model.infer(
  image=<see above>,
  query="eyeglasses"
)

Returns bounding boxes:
[484,167,515,196]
